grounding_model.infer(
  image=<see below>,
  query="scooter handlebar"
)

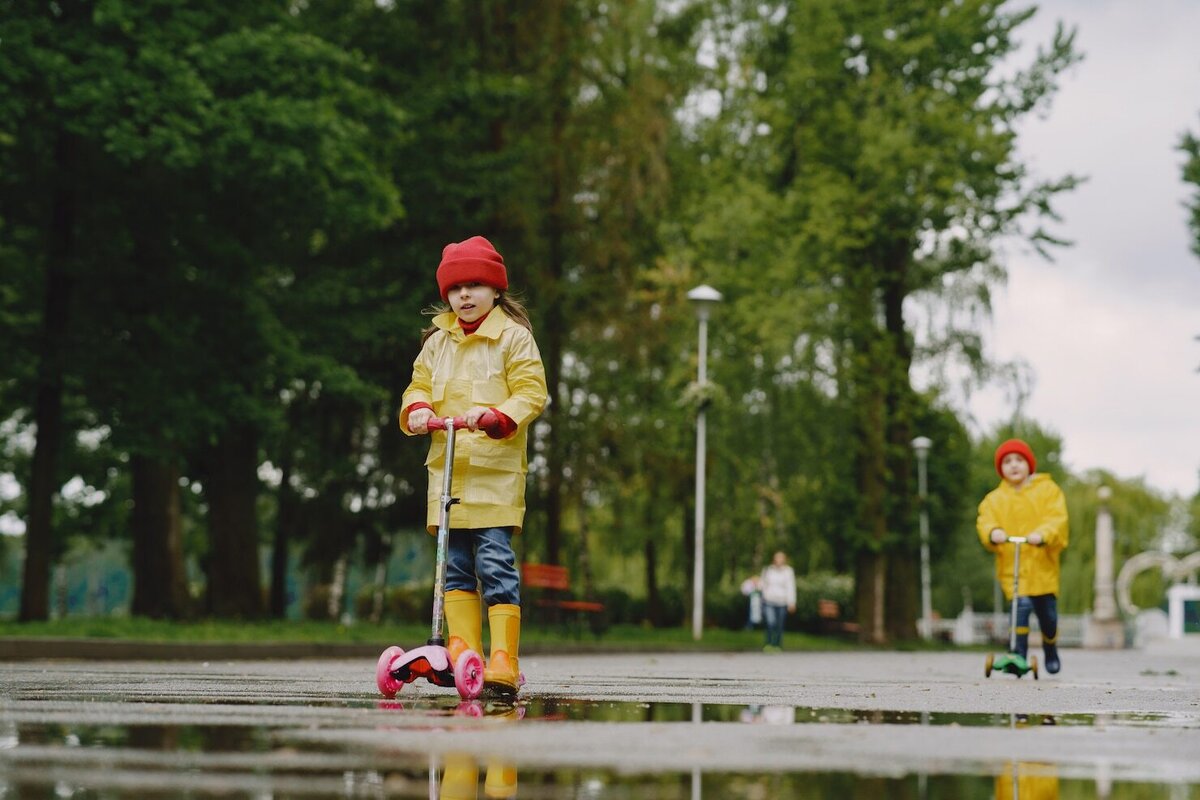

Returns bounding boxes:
[426,411,500,431]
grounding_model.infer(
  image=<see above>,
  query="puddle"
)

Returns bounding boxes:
[3,749,1198,799]
[10,721,276,752]
[4,719,1199,798]
[386,695,1200,730]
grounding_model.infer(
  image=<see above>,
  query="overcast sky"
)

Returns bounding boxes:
[960,0,1200,498]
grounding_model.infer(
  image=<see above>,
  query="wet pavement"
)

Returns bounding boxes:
[2,641,1199,797]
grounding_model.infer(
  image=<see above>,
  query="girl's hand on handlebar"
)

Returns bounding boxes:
[424,410,500,432]
[989,528,1007,544]
[408,408,434,434]
[462,406,491,432]
[1027,532,1043,546]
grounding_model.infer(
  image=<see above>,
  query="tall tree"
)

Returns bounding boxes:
[685,0,1080,641]
[1,0,403,619]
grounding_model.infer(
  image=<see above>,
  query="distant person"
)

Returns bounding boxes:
[401,236,548,697]
[976,439,1069,673]
[740,574,763,630]
[760,551,797,652]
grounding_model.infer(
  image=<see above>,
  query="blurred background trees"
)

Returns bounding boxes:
[1,0,1195,638]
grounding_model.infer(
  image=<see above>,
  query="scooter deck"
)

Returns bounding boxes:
[388,644,457,688]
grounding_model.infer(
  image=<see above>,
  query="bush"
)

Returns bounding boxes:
[303,584,333,621]
[353,583,432,625]
[792,572,854,631]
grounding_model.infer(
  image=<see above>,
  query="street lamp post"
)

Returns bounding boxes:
[688,284,722,641]
[911,436,933,641]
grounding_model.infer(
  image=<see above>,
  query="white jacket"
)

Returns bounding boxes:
[760,564,797,608]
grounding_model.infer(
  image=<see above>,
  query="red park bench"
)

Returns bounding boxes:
[521,562,607,638]
[817,598,860,637]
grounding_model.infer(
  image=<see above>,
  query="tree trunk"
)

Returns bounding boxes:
[883,252,919,641]
[540,128,567,567]
[849,271,890,644]
[202,424,264,618]
[130,455,190,619]
[20,133,77,622]
[644,536,661,627]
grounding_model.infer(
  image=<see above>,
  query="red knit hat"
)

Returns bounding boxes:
[436,236,508,300]
[994,439,1036,476]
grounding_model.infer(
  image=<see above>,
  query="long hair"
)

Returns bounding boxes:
[419,292,533,345]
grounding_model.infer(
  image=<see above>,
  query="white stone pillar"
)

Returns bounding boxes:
[1085,487,1125,648]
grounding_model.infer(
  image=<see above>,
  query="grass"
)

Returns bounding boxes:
[0,617,864,652]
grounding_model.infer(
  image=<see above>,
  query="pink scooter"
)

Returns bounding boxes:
[375,413,498,700]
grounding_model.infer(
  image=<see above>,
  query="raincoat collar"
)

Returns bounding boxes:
[996,472,1051,493]
[433,308,509,341]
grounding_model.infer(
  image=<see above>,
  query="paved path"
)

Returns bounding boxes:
[2,641,1198,794]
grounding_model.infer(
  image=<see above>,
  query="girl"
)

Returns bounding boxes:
[400,235,547,696]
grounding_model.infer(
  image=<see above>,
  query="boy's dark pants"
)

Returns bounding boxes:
[1015,594,1060,672]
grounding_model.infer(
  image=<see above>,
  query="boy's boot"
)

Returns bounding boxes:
[444,590,483,665]
[1039,596,1061,674]
[440,753,479,800]
[1043,635,1061,674]
[484,604,521,697]
[483,760,518,799]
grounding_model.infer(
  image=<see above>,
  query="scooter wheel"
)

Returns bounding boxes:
[454,649,485,700]
[1031,654,1039,681]
[376,646,406,698]
[985,652,994,678]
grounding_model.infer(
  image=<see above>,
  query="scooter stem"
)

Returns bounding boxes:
[430,419,460,646]
[1008,537,1024,654]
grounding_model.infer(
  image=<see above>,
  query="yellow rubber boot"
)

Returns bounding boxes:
[484,604,521,696]
[444,590,483,665]
[483,759,518,799]
[440,752,479,800]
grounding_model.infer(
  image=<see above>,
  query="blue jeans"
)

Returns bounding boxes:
[1014,594,1058,657]
[763,603,787,647]
[446,527,520,606]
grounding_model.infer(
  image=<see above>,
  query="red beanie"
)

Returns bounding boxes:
[994,439,1036,476]
[436,236,508,300]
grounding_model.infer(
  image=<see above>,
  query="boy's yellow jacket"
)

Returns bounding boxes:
[976,473,1068,599]
[400,309,548,534]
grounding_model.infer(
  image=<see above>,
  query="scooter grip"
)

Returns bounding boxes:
[426,411,500,431]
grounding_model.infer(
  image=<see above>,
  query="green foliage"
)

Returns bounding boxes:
[2,2,1189,634]
[1181,128,1200,260]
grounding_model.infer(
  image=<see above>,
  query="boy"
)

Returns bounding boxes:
[977,439,1069,673]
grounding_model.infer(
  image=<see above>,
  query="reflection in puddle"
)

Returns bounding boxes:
[3,721,1197,798]
[4,750,1197,799]
[411,756,1198,800]
[385,696,1200,730]
[9,721,274,752]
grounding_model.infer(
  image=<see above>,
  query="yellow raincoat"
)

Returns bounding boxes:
[400,309,547,533]
[976,473,1069,599]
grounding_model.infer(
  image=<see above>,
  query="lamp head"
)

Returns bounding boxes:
[687,284,723,321]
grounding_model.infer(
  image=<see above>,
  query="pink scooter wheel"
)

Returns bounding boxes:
[455,700,484,718]
[454,649,485,699]
[376,646,405,698]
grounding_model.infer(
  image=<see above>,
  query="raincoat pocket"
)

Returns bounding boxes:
[471,380,507,406]
[463,466,523,507]
[468,444,521,473]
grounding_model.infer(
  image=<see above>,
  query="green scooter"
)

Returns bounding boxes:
[985,535,1039,680]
